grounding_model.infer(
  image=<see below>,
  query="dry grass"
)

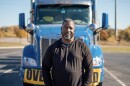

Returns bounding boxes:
[0,42,26,47]
[98,41,130,53]
[0,41,130,53]
[101,46,130,53]
[98,40,130,46]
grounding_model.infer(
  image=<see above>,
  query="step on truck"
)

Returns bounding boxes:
[19,0,109,86]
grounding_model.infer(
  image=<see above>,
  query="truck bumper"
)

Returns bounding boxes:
[20,67,103,86]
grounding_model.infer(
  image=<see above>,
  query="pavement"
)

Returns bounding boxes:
[0,48,130,86]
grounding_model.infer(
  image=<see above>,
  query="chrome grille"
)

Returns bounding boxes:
[41,38,57,64]
[40,37,83,65]
[41,38,49,57]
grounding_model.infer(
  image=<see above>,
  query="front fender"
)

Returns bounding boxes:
[20,45,37,80]
[90,45,104,68]
[22,45,37,66]
[90,45,104,82]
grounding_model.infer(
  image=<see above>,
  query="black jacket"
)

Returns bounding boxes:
[42,39,93,86]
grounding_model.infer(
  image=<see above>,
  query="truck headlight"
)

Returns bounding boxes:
[23,57,37,66]
[93,56,102,66]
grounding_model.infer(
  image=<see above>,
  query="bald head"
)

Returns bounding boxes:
[62,18,75,26]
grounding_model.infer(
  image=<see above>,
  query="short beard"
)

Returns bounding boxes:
[64,35,72,40]
[62,33,74,40]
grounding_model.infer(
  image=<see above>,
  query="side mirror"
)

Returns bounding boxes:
[26,23,37,35]
[89,13,109,35]
[102,13,109,29]
[26,23,35,32]
[19,13,25,29]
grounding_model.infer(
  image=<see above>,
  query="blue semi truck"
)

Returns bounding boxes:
[19,0,109,86]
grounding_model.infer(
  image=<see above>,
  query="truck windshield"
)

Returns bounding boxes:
[36,5,90,25]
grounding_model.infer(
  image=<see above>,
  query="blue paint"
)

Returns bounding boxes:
[23,45,35,59]
[19,0,106,85]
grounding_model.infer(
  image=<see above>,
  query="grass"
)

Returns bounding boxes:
[101,46,130,53]
[0,42,130,53]
[98,41,130,53]
[0,42,27,47]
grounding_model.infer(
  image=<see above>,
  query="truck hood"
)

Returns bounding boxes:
[36,24,92,39]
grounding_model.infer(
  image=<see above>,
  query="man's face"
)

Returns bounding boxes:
[61,21,75,40]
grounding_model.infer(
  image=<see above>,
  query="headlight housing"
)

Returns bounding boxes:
[93,56,102,66]
[23,57,37,66]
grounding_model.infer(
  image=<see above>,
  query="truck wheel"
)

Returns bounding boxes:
[97,82,102,86]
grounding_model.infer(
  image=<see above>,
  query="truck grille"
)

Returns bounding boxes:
[41,38,57,62]
[40,37,83,65]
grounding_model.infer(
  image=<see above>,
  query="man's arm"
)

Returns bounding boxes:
[42,47,53,86]
[82,44,93,86]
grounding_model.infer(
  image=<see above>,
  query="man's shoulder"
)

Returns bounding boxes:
[75,38,86,45]
[75,38,89,49]
[49,39,61,48]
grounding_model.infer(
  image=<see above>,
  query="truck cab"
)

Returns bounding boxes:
[19,0,108,86]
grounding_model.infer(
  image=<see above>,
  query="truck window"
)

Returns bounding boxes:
[36,5,90,25]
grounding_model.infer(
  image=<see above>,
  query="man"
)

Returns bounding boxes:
[42,18,93,86]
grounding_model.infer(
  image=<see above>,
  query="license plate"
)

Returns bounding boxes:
[92,68,101,83]
[24,68,44,85]
[24,68,101,85]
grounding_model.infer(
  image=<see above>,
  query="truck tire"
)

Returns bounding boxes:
[97,82,102,86]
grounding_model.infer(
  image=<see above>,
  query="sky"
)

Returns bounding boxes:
[0,0,130,29]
